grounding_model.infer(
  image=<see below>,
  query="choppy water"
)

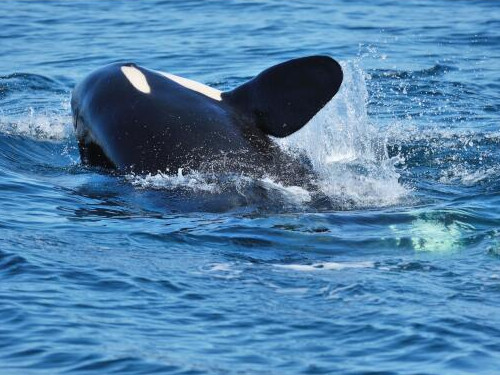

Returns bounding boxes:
[1,1,499,374]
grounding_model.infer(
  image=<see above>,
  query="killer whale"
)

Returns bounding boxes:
[71,56,343,180]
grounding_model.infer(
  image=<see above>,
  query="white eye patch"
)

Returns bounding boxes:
[158,71,222,101]
[121,66,151,94]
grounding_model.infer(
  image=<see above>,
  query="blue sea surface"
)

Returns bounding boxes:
[1,1,499,374]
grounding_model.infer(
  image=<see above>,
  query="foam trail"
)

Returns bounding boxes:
[127,171,312,207]
[277,61,407,208]
[274,261,375,272]
[126,170,219,193]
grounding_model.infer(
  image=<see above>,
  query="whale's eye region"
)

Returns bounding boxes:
[121,66,151,94]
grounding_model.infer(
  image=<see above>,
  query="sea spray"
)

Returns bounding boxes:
[0,106,72,141]
[277,61,407,208]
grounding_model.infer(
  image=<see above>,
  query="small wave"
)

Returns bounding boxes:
[370,64,457,80]
[0,249,44,280]
[0,72,66,94]
[126,169,219,193]
[0,107,73,141]
[274,261,375,272]
[200,263,244,280]
[386,125,500,157]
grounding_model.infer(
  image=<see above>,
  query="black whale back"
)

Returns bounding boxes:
[72,63,245,173]
[71,56,343,174]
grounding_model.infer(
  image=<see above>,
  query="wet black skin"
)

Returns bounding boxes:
[71,56,343,182]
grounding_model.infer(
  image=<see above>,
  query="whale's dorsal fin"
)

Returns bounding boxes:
[223,56,343,138]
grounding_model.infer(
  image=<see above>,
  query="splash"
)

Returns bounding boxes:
[0,72,72,141]
[0,106,72,141]
[277,61,407,208]
[440,164,500,186]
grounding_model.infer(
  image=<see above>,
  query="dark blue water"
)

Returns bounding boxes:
[1,1,499,374]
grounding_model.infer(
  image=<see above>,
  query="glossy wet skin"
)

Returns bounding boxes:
[72,63,278,174]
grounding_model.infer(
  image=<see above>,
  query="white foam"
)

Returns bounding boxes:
[440,165,499,186]
[126,169,219,193]
[121,66,151,94]
[127,170,313,207]
[274,261,375,272]
[199,262,244,280]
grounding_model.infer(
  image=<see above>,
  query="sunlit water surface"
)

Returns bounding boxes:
[0,1,499,374]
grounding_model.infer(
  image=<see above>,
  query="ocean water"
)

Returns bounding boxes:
[0,0,499,374]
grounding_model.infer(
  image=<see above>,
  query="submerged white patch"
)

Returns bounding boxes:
[121,66,151,94]
[158,71,222,101]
